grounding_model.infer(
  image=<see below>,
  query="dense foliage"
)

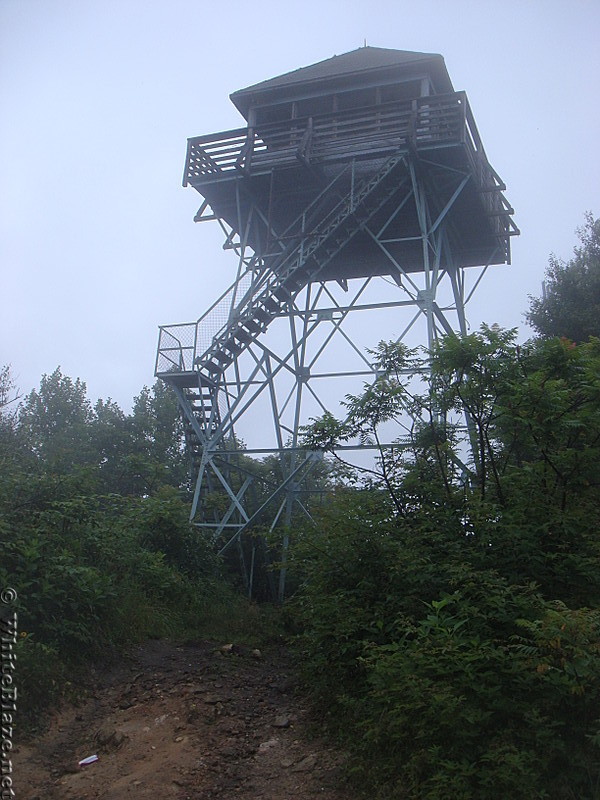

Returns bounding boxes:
[4,217,600,794]
[292,330,600,799]
[0,367,273,730]
[527,213,600,341]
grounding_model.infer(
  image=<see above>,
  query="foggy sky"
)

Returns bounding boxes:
[1,0,599,409]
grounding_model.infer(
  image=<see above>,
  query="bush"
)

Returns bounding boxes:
[357,590,600,799]
[0,488,264,733]
[0,368,283,735]
[13,637,75,732]
[289,491,600,798]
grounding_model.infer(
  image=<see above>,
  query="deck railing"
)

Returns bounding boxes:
[183,90,515,251]
[184,91,472,185]
[161,93,517,377]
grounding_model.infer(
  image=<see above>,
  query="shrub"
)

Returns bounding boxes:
[289,489,600,798]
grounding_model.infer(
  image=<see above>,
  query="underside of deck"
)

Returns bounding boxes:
[184,91,517,276]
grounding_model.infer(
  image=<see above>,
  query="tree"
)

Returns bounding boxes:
[0,365,31,507]
[0,365,20,412]
[90,397,133,493]
[0,365,20,447]
[14,369,189,500]
[0,367,250,731]
[18,367,93,470]
[128,381,187,493]
[527,213,600,341]
[293,331,600,799]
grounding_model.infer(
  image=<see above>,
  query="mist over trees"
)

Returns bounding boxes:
[527,213,600,341]
[2,213,600,796]
[0,367,268,729]
[294,329,600,798]
[291,216,600,798]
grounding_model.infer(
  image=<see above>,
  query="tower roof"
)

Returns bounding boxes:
[230,46,453,118]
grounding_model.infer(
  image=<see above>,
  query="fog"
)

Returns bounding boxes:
[1,0,598,410]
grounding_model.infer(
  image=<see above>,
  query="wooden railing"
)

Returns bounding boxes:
[184,91,473,185]
[182,90,517,255]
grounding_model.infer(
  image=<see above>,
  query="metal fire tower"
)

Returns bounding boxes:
[156,47,518,595]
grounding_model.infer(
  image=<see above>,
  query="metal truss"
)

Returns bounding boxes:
[156,148,505,599]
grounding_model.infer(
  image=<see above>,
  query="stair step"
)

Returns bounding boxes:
[243,318,265,334]
[189,154,404,380]
[254,307,272,323]
[194,401,214,410]
[205,360,225,374]
[262,298,280,314]
[190,408,214,418]
[233,327,252,343]
[273,286,290,301]
[223,339,243,355]
[214,350,233,364]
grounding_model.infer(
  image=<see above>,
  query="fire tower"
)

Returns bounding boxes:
[156,47,518,596]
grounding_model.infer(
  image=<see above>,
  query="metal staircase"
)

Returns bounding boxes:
[182,388,221,460]
[195,153,407,382]
[173,153,410,491]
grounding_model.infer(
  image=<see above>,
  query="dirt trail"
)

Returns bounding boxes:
[13,639,354,800]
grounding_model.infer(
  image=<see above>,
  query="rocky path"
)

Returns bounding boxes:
[13,639,353,800]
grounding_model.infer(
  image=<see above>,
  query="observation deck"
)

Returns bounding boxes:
[184,91,517,275]
[158,47,518,389]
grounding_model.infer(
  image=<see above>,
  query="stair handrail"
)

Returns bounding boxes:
[194,153,406,370]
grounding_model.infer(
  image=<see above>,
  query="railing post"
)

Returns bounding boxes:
[235,127,254,173]
[297,117,313,166]
[183,140,192,187]
[300,211,306,264]
[245,127,254,174]
[193,322,199,371]
[408,99,418,153]
[155,327,163,375]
